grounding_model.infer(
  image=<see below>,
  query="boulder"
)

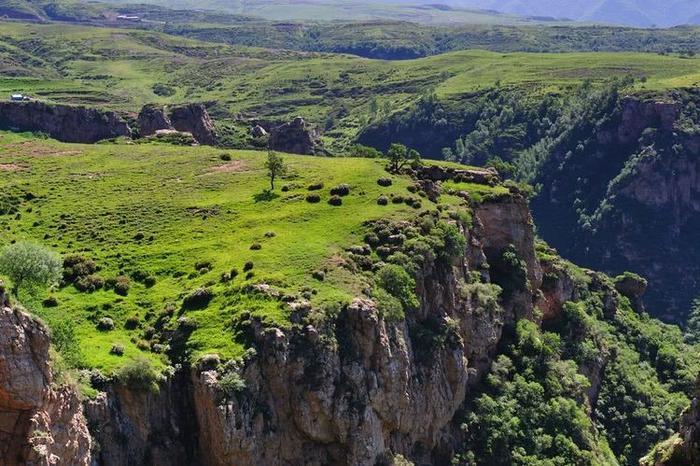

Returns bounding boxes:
[251,125,268,138]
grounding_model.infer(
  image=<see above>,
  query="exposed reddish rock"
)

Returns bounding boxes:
[0,101,131,143]
[0,305,91,466]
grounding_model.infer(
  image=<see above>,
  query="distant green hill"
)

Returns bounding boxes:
[90,0,534,25]
[1,21,699,151]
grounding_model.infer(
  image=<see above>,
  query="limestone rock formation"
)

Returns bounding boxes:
[0,101,131,143]
[268,117,325,155]
[79,192,541,466]
[0,304,91,466]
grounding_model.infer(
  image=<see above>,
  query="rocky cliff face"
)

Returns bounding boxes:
[0,101,131,143]
[267,117,325,155]
[77,191,542,466]
[138,103,217,145]
[534,92,700,321]
[0,101,218,146]
[0,304,91,466]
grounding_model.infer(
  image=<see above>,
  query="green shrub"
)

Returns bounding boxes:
[0,241,62,296]
[377,264,419,312]
[97,317,115,331]
[106,275,131,296]
[372,287,405,322]
[74,274,105,292]
[63,254,98,282]
[115,357,162,393]
[330,184,350,196]
[50,320,84,368]
[114,276,130,296]
[124,315,140,330]
[182,287,214,310]
[152,83,175,97]
[42,296,58,307]
[219,371,246,396]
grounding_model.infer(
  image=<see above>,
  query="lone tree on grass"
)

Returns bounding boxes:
[0,241,62,297]
[265,150,287,191]
[386,143,421,172]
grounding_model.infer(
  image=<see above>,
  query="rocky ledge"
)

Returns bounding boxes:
[0,302,91,466]
[0,101,131,143]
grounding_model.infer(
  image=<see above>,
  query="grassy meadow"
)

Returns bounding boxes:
[0,131,496,371]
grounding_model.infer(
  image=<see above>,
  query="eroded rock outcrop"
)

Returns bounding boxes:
[169,104,217,146]
[0,305,91,466]
[0,101,131,143]
[267,117,325,155]
[138,103,217,145]
[138,104,173,137]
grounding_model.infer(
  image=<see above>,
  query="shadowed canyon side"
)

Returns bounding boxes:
[533,94,700,321]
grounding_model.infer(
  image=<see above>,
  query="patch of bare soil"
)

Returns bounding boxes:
[0,163,24,171]
[208,160,248,174]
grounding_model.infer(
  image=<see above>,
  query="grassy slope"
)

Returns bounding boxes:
[2,21,699,149]
[94,0,533,25]
[0,131,493,371]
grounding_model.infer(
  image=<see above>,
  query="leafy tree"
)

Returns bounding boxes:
[264,150,286,191]
[0,241,62,297]
[386,143,409,172]
[409,148,423,169]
